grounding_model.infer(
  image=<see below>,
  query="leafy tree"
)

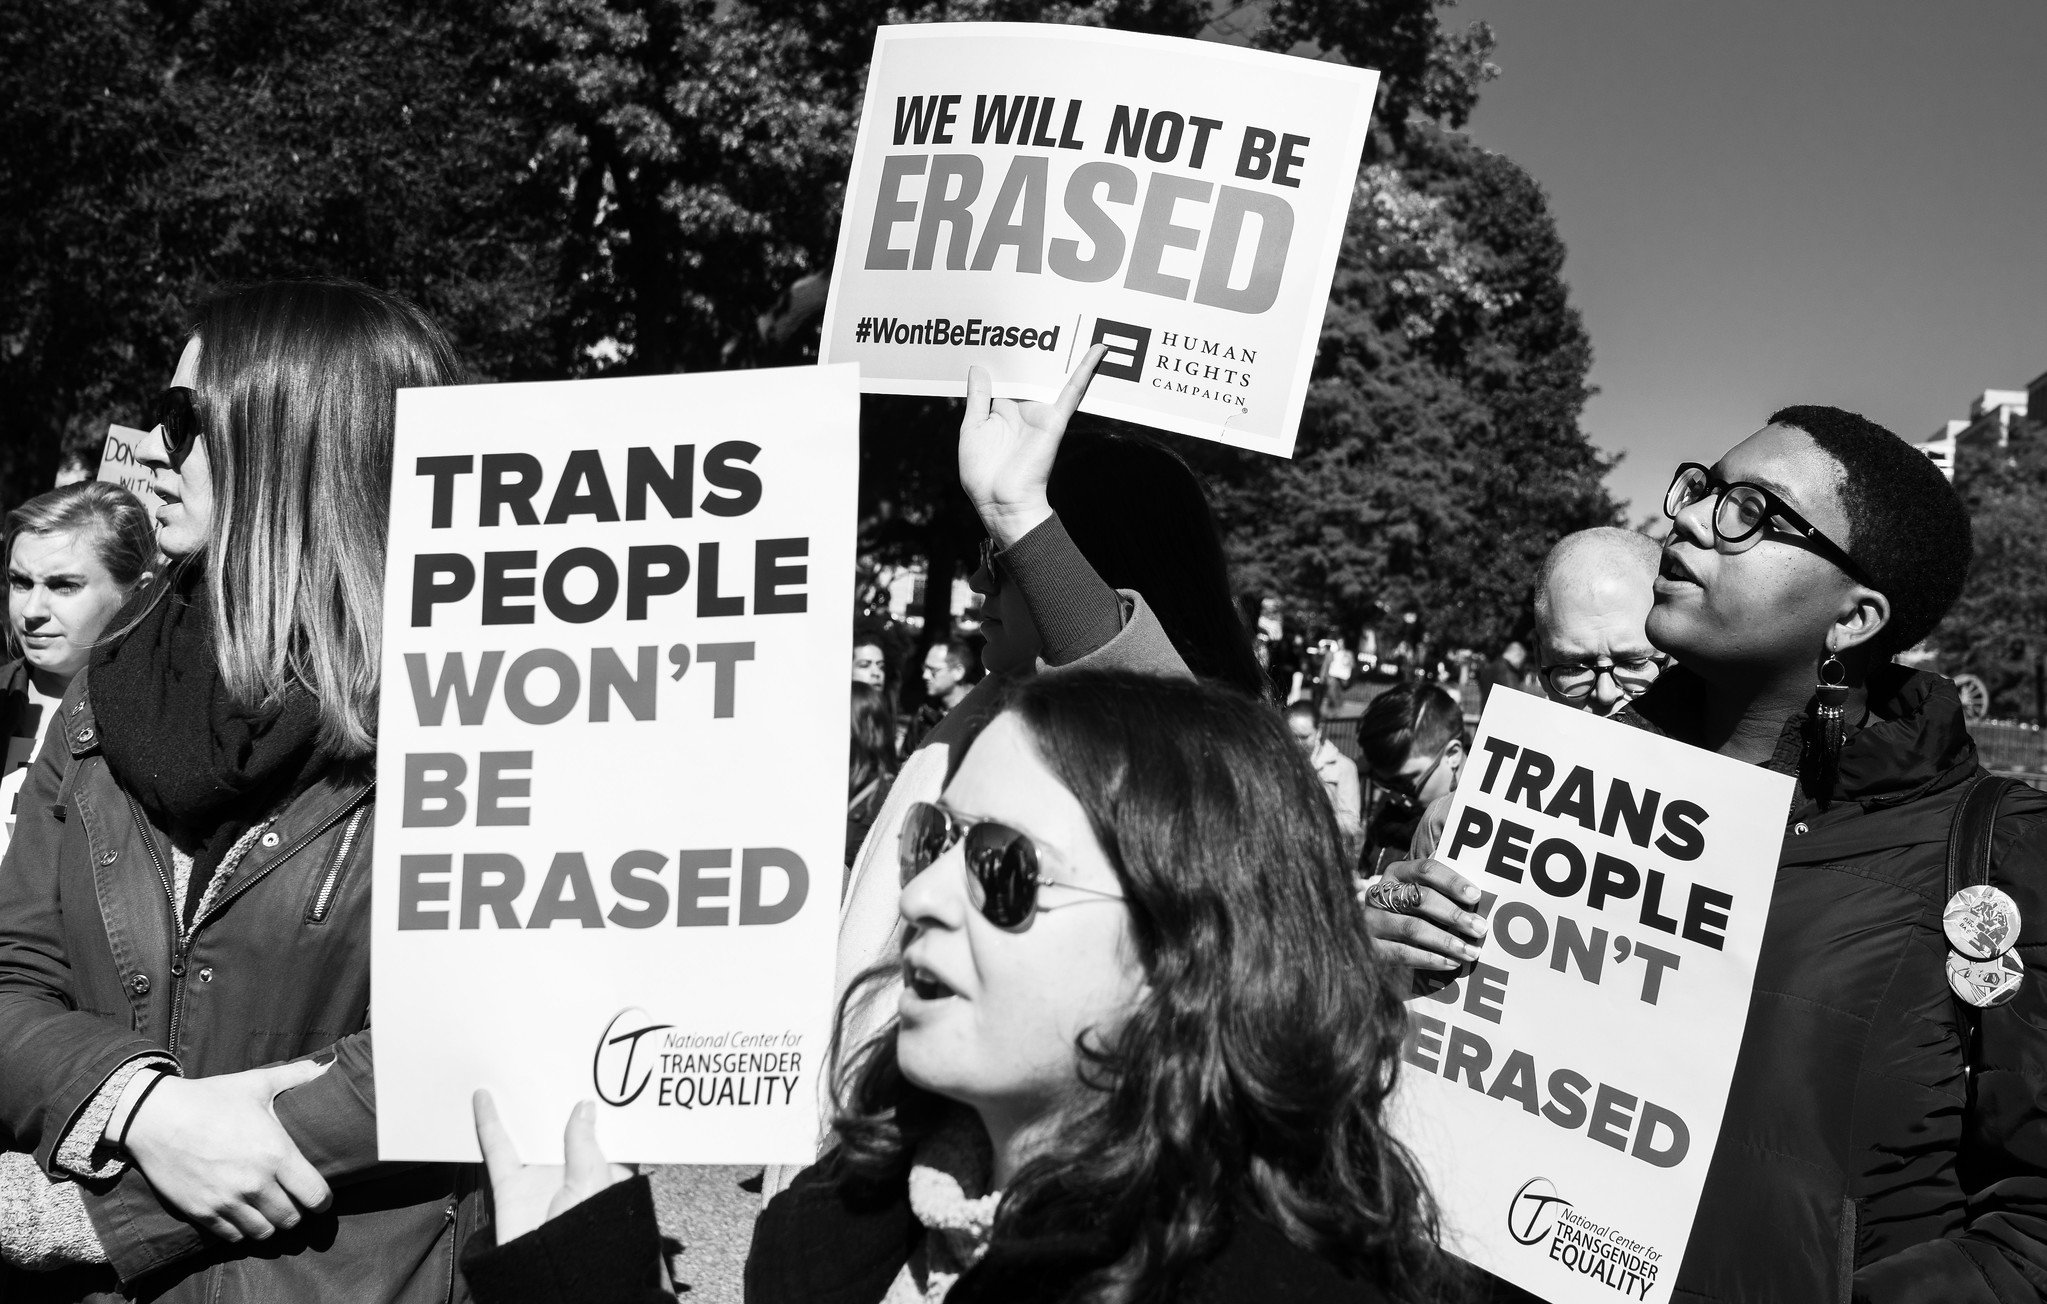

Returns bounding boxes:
[1940,430,2047,721]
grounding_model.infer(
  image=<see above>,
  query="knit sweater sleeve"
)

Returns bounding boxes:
[997,514,1125,667]
[0,1150,107,1269]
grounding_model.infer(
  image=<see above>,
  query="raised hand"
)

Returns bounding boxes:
[473,1091,635,1246]
[958,343,1109,548]
[123,1059,333,1242]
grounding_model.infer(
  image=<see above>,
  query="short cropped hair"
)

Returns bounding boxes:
[940,636,982,682]
[1284,698,1321,726]
[1356,682,1463,774]
[1767,406,1972,659]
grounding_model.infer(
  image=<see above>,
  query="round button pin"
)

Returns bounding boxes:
[1946,950,2024,1008]
[1943,885,2022,959]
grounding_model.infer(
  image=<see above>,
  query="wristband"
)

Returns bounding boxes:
[115,1071,168,1150]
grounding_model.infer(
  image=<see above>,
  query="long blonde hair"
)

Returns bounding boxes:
[189,280,461,758]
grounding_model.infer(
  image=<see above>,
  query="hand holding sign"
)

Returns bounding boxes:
[960,343,1107,547]
[1362,856,1488,971]
[473,1091,634,1245]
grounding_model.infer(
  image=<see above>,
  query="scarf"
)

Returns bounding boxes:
[91,568,325,926]
[884,1111,1003,1304]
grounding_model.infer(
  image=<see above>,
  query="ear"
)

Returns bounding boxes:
[1444,740,1466,774]
[1828,584,1891,657]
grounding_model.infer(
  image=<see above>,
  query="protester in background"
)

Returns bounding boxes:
[0,280,479,1302]
[2,483,157,852]
[1287,698,1362,860]
[903,637,981,753]
[851,638,888,691]
[1476,638,1528,707]
[1354,683,1466,876]
[1533,528,1667,716]
[463,671,1450,1304]
[836,345,1264,1052]
[1367,408,2047,1302]
[846,681,897,876]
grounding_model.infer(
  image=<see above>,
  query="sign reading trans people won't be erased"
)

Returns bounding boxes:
[821,24,1379,458]
[1393,692,1792,1304]
[372,365,859,1164]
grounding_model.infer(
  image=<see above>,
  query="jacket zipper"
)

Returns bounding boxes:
[308,803,372,923]
[196,786,373,931]
[124,792,189,1052]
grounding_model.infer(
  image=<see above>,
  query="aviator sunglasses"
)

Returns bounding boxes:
[149,386,203,471]
[897,801,1124,929]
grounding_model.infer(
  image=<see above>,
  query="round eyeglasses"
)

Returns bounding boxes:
[1540,655,1667,702]
[1662,463,1872,587]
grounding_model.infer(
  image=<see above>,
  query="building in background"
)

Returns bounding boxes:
[1920,383,2034,479]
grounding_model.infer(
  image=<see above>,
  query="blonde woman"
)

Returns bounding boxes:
[0,280,478,1303]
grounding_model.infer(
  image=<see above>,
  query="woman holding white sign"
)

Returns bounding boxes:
[466,670,1448,1304]
[0,280,480,1303]
[1369,407,2047,1303]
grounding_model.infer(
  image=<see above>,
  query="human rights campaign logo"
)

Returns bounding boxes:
[1508,1177,1572,1246]
[1090,318,1151,382]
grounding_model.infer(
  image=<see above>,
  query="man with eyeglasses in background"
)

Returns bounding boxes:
[1534,527,1670,716]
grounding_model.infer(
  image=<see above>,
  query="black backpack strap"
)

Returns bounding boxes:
[1946,774,2023,1052]
[1947,774,2019,901]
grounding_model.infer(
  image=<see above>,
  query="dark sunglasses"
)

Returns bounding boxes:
[1370,740,1452,807]
[1663,463,1873,587]
[897,801,1123,930]
[150,387,203,471]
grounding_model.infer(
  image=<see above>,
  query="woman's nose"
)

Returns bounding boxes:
[133,422,171,470]
[1670,496,1716,548]
[898,841,971,931]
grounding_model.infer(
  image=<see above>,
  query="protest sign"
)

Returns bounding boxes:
[1394,691,1792,1303]
[372,365,859,1164]
[97,424,161,508]
[820,23,1378,458]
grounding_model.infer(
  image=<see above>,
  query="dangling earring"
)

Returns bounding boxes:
[1813,651,1850,809]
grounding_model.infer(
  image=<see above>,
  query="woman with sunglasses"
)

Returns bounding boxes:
[463,670,1450,1304]
[0,280,480,1303]
[1367,406,2047,1303]
[835,349,1261,1058]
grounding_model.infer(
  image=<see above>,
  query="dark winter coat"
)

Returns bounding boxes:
[461,1167,1396,1304]
[0,672,483,1303]
[1623,666,2047,1303]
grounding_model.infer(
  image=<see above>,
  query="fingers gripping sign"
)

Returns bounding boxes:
[1359,856,1490,972]
[474,1090,636,1246]
[959,344,1109,548]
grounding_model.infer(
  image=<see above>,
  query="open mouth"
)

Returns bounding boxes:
[1658,549,1700,587]
[904,961,956,1001]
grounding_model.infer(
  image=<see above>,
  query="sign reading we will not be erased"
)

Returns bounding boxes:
[1394,692,1793,1304]
[821,24,1379,458]
[372,365,858,1165]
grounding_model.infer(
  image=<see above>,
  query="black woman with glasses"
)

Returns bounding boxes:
[463,670,1450,1304]
[1371,406,2047,1304]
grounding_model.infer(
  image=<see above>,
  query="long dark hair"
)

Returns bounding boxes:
[831,671,1446,1302]
[849,680,896,800]
[1050,424,1267,699]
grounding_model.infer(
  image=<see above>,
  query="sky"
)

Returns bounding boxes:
[1439,0,2047,519]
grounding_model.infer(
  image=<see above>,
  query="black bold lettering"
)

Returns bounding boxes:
[527,853,605,929]
[1588,1084,1638,1151]
[416,455,474,529]
[1442,1025,1494,1091]
[1600,778,1661,847]
[608,851,669,929]
[739,849,808,925]
[676,850,732,926]
[1486,819,1535,882]
[1682,884,1733,951]
[475,751,532,826]
[397,855,452,930]
[543,450,620,524]
[1543,1069,1591,1130]
[696,543,745,618]
[1445,806,1494,860]
[590,647,658,722]
[753,539,808,615]
[482,551,537,625]
[1587,852,1641,910]
[406,651,503,726]
[1235,126,1275,181]
[460,853,525,929]
[411,554,474,627]
[543,548,619,624]
[626,545,689,619]
[479,453,543,526]
[1528,837,1587,898]
[503,648,580,725]
[1655,799,1709,861]
[700,442,762,517]
[402,753,467,827]
[1503,748,1556,810]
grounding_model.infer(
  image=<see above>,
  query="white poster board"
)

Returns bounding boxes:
[97,424,161,508]
[372,365,859,1164]
[1394,692,1791,1302]
[821,23,1379,458]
